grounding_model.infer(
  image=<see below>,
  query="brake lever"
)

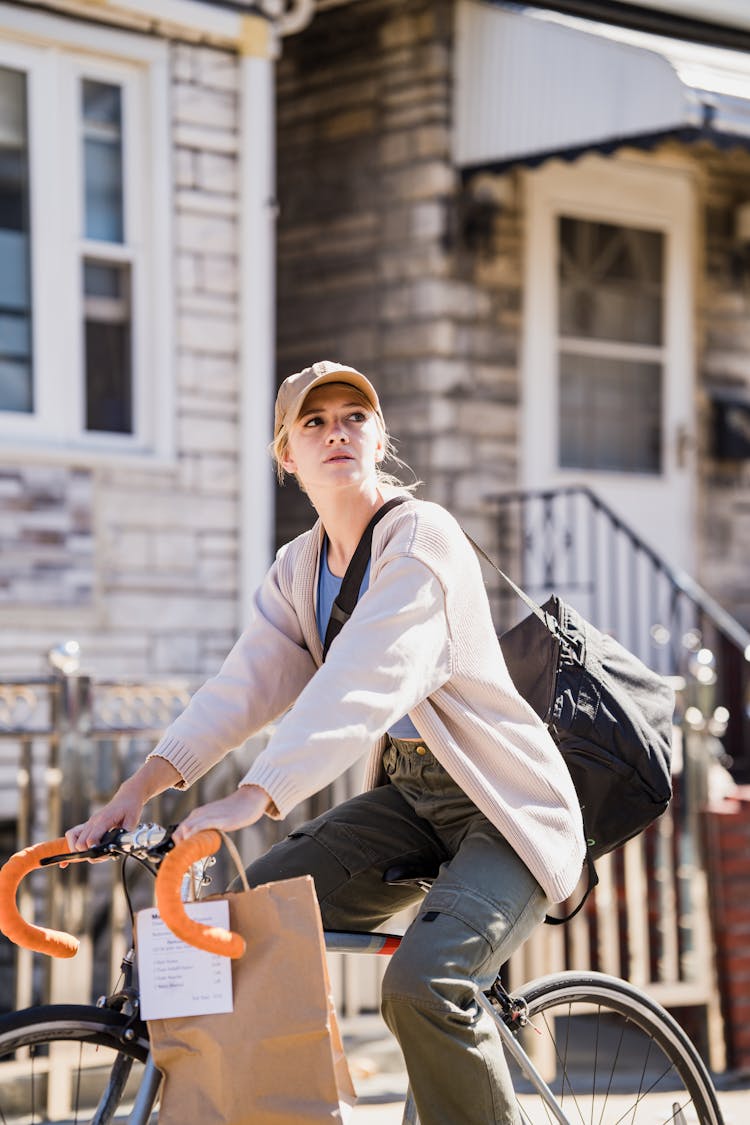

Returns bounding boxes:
[39,827,124,867]
[39,844,106,866]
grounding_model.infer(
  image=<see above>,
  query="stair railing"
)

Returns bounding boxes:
[488,485,750,781]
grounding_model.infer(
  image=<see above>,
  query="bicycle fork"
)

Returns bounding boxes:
[478,993,574,1125]
[126,1056,162,1125]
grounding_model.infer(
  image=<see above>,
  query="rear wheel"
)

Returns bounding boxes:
[0,1004,157,1124]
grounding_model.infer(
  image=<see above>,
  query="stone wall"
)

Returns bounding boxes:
[0,42,243,678]
[274,0,523,556]
[0,467,93,607]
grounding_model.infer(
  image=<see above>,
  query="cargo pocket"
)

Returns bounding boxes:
[288,819,381,880]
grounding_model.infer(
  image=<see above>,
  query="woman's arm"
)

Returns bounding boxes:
[65,755,184,851]
[241,553,453,817]
[146,555,317,789]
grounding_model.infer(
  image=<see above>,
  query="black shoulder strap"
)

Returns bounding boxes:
[544,852,599,925]
[322,497,408,661]
[463,531,563,642]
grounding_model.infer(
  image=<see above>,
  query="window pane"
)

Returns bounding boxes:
[558,217,663,345]
[0,67,33,413]
[82,80,124,243]
[83,261,132,433]
[559,353,662,473]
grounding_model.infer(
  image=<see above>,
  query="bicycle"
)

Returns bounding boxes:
[0,824,725,1125]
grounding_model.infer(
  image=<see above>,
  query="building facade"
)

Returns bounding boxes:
[276,0,750,621]
[0,0,279,678]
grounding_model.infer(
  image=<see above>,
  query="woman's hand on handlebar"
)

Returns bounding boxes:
[172,786,270,843]
[65,789,143,858]
[65,756,183,858]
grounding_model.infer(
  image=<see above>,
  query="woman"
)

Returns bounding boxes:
[68,360,586,1125]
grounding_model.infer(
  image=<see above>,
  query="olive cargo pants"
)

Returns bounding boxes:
[244,739,548,1125]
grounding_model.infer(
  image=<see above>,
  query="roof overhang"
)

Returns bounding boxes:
[454,0,750,174]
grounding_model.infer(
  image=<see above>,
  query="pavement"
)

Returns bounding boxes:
[341,1014,750,1124]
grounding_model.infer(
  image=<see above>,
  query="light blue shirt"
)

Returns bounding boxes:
[317,538,421,740]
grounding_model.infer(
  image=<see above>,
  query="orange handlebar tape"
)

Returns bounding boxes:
[154,829,246,959]
[0,838,80,958]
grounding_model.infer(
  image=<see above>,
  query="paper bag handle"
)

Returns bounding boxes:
[155,829,247,959]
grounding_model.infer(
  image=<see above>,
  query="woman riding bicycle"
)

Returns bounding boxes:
[67,360,587,1125]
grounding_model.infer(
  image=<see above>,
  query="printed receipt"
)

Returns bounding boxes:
[136,901,233,1020]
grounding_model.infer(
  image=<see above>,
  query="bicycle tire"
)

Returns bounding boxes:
[401,971,724,1125]
[503,971,723,1125]
[0,1004,157,1125]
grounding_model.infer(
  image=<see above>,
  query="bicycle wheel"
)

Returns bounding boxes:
[499,971,723,1125]
[401,971,723,1125]
[0,1004,158,1124]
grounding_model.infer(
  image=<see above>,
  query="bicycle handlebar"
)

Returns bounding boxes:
[0,828,246,961]
[155,829,246,959]
[0,838,80,958]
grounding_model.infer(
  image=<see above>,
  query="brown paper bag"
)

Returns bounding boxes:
[147,874,357,1124]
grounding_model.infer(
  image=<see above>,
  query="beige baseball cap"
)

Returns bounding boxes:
[274,361,383,438]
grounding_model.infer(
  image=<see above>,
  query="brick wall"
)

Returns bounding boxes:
[705,792,750,1069]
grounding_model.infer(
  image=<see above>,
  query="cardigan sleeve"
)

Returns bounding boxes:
[147,555,317,788]
[240,552,452,817]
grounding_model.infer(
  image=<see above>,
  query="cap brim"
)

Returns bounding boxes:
[282,369,382,433]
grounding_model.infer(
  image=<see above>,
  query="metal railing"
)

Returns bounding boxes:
[0,648,276,1014]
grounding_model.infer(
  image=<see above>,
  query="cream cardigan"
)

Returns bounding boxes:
[150,498,586,903]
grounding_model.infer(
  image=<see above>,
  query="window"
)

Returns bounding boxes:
[83,260,132,434]
[0,14,171,460]
[557,216,666,474]
[80,80,133,436]
[0,66,32,415]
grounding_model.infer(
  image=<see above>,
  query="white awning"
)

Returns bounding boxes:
[454,0,750,172]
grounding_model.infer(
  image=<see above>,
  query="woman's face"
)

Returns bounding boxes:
[281,383,385,495]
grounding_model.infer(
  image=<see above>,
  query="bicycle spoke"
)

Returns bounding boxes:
[0,1007,153,1125]
[74,1039,84,1123]
[500,973,723,1125]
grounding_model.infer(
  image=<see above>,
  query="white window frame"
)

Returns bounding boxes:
[0,6,173,464]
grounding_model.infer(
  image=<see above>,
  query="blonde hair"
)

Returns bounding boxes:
[270,385,418,493]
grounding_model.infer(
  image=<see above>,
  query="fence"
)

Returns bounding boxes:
[0,647,276,1014]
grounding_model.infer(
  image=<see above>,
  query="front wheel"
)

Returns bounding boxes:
[0,1004,158,1124]
[501,971,724,1125]
[401,971,723,1125]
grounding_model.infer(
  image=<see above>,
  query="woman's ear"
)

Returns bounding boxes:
[281,452,297,475]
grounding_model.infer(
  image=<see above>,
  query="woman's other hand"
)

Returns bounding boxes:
[172,786,271,843]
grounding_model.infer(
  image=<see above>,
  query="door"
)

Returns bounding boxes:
[522,156,696,575]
